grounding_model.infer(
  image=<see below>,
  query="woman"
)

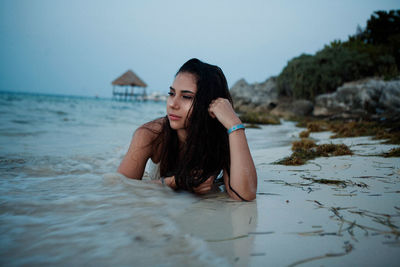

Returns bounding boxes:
[118,58,257,201]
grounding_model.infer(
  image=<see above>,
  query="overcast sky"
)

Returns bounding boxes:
[0,0,399,97]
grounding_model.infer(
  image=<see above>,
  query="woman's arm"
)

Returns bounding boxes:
[117,127,154,179]
[209,98,257,201]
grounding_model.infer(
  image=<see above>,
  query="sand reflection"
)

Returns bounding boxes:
[173,194,258,266]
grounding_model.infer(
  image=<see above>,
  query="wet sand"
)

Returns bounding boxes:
[172,123,400,266]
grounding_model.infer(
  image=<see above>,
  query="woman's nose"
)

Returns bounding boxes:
[169,97,179,109]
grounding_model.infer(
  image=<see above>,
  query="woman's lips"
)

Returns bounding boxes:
[168,114,181,121]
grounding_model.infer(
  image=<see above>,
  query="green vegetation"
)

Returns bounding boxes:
[277,10,400,100]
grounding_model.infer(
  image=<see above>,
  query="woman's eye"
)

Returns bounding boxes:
[168,92,174,96]
[183,95,193,100]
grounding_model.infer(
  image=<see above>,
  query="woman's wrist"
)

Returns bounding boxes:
[225,118,242,130]
[227,123,245,134]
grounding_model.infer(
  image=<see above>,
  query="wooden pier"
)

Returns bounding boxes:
[112,70,147,101]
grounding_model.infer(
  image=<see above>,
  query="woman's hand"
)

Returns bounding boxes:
[208,98,242,129]
[193,176,215,195]
[163,176,215,195]
[164,176,177,190]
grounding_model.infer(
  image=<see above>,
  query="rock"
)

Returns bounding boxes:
[270,99,314,119]
[230,77,278,108]
[314,78,400,117]
[292,100,314,116]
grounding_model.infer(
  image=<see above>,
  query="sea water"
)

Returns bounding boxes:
[0,92,237,266]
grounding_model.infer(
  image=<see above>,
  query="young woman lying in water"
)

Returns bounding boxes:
[118,58,257,201]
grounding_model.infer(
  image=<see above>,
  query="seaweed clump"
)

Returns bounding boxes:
[276,139,353,165]
[294,118,400,145]
[239,111,281,125]
[328,121,400,144]
[299,130,310,138]
[329,121,380,138]
[382,147,400,157]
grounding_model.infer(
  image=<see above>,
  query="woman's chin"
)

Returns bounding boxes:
[168,120,182,130]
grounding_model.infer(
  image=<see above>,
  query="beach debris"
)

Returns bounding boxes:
[302,177,346,187]
[250,252,266,256]
[287,241,353,267]
[312,205,400,239]
[248,231,274,235]
[292,139,317,150]
[352,175,388,179]
[275,141,352,165]
[299,130,310,138]
[301,176,368,190]
[306,121,329,132]
[381,147,400,157]
[256,192,281,196]
[294,118,400,144]
[239,111,281,125]
[205,234,248,242]
[313,200,323,206]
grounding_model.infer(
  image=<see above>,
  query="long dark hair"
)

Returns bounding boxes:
[157,58,232,192]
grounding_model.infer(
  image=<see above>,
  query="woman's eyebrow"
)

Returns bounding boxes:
[169,86,195,94]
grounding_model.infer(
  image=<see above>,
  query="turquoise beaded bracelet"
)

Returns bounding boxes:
[227,124,245,134]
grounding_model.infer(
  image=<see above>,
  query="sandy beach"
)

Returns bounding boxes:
[171,121,400,266]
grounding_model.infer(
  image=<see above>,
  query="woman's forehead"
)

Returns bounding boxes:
[172,72,197,93]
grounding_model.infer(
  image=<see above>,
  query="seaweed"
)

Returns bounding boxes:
[382,147,400,157]
[291,139,316,151]
[302,177,347,187]
[205,234,248,242]
[288,241,353,267]
[293,118,400,144]
[299,130,310,138]
[328,120,400,144]
[239,111,281,125]
[276,142,352,166]
[316,143,352,156]
[306,121,329,132]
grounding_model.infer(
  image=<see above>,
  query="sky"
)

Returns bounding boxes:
[0,0,399,98]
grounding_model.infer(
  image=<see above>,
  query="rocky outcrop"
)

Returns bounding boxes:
[230,77,278,111]
[314,78,400,117]
[230,77,314,119]
[230,75,400,122]
[270,99,314,119]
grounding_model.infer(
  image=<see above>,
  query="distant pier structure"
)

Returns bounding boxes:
[112,70,147,101]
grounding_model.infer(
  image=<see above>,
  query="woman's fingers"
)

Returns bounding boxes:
[193,176,215,195]
[208,107,216,118]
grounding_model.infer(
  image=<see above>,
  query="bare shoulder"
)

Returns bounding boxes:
[118,117,166,179]
[140,117,165,133]
[133,117,165,145]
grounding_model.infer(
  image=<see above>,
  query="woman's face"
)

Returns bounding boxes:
[167,72,198,132]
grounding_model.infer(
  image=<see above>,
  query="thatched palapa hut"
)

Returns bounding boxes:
[112,70,147,100]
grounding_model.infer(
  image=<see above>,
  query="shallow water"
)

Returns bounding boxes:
[1,92,399,266]
[0,92,231,266]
